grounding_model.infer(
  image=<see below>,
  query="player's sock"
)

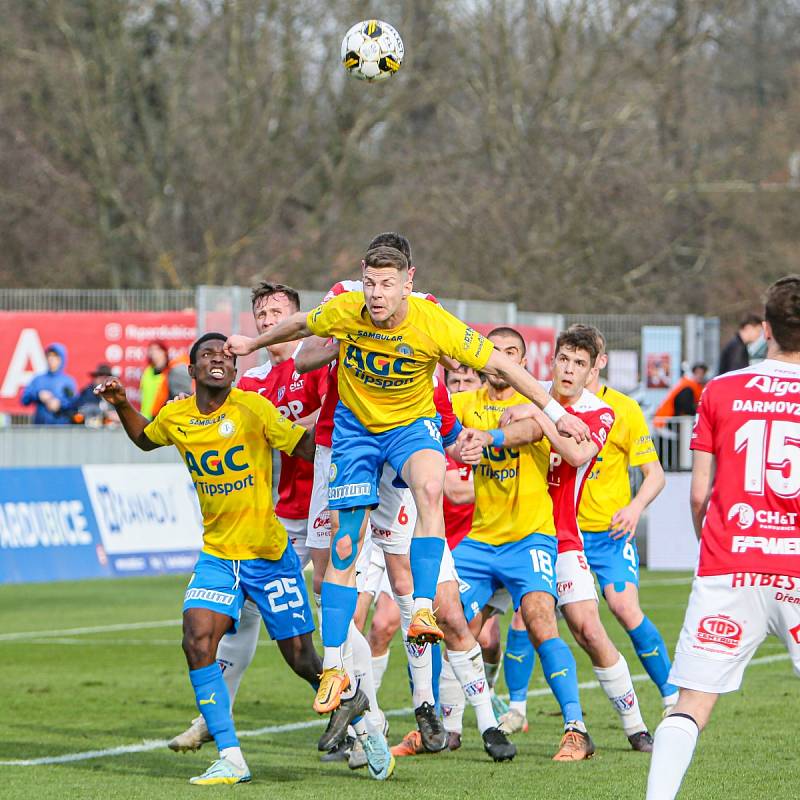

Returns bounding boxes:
[431,641,442,708]
[439,658,465,734]
[646,714,699,800]
[215,600,261,710]
[372,651,390,692]
[321,581,357,652]
[189,663,238,750]
[593,654,646,735]
[409,537,444,601]
[483,656,501,689]
[628,616,677,697]
[447,644,497,734]
[396,593,435,706]
[537,637,582,724]
[313,592,323,631]
[219,746,246,770]
[347,621,383,730]
[504,628,535,710]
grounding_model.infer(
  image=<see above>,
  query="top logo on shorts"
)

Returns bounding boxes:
[395,342,414,356]
[218,419,236,438]
[696,614,742,649]
[728,502,755,530]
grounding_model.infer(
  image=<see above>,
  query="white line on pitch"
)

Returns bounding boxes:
[0,652,789,768]
[0,619,180,642]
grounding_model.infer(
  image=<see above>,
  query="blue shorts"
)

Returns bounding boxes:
[582,530,640,592]
[183,547,315,641]
[329,402,444,510]
[453,533,558,621]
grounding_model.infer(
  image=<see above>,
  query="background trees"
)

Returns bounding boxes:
[2,0,799,321]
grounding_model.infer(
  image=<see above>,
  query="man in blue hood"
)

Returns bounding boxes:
[20,342,78,424]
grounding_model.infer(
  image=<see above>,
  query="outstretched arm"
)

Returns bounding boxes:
[481,349,591,442]
[226,311,312,356]
[94,378,161,451]
[295,336,339,374]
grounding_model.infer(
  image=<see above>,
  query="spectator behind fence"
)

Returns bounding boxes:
[20,342,77,424]
[718,313,763,374]
[139,340,192,420]
[62,363,120,427]
[653,363,709,427]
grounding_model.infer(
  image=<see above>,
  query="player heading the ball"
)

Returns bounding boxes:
[226,245,590,716]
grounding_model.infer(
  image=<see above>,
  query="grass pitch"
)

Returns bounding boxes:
[1,571,796,800]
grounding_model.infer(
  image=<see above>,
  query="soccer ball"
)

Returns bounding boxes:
[341,19,404,81]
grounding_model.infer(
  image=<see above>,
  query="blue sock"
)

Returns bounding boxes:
[504,628,536,702]
[321,582,357,648]
[628,616,677,697]
[410,537,445,600]
[431,642,442,710]
[537,637,582,723]
[189,663,238,750]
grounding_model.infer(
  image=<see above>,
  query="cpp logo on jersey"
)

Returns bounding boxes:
[727,502,755,530]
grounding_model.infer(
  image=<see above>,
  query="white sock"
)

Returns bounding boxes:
[448,644,497,734]
[219,746,246,770]
[646,715,699,800]
[594,654,646,736]
[340,637,356,699]
[323,644,344,671]
[216,599,260,711]
[348,621,383,730]
[483,656,501,689]
[510,699,527,716]
[412,597,433,613]
[372,651,390,693]
[439,658,465,734]
[396,593,434,706]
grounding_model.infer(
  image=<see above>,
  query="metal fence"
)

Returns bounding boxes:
[0,288,195,312]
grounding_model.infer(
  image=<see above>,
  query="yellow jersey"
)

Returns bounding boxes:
[577,384,659,532]
[307,292,494,433]
[144,388,305,560]
[451,386,555,545]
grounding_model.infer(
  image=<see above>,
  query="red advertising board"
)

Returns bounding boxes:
[0,312,197,415]
[472,324,555,380]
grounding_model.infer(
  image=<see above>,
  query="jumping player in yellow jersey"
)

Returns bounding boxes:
[226,246,590,716]
[450,328,595,761]
[569,324,676,712]
[95,333,324,786]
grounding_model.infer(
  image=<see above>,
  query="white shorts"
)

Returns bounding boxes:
[358,541,459,596]
[278,516,310,570]
[484,587,513,616]
[354,534,374,593]
[306,445,333,550]
[670,573,800,694]
[306,445,415,555]
[556,550,599,608]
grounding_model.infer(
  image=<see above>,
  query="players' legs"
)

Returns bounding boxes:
[368,590,401,692]
[503,608,536,725]
[215,598,262,710]
[276,633,322,689]
[477,615,501,677]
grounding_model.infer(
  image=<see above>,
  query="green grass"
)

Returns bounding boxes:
[0,571,796,800]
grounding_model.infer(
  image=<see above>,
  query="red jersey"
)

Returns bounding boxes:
[443,453,474,550]
[238,345,327,519]
[691,359,800,577]
[314,280,448,446]
[545,388,615,553]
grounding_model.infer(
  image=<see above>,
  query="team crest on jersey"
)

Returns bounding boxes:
[277,386,286,402]
[395,342,414,356]
[600,412,614,428]
[727,502,755,530]
[329,463,338,482]
[218,419,236,438]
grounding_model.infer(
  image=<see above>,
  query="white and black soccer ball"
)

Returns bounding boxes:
[341,19,404,82]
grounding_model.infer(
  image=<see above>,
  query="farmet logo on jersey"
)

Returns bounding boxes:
[745,375,800,397]
[185,445,249,477]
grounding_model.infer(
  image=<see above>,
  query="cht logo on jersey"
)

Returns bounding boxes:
[727,502,755,530]
[697,615,743,649]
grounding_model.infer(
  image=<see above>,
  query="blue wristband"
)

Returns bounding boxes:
[489,428,505,448]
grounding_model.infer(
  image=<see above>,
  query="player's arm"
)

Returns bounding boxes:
[295,336,339,373]
[455,417,543,465]
[294,408,320,431]
[288,427,315,462]
[444,468,474,505]
[527,404,599,467]
[690,450,715,539]
[226,311,312,356]
[610,459,666,541]
[481,349,591,442]
[94,378,161,451]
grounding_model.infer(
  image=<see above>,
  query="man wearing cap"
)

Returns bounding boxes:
[62,363,119,426]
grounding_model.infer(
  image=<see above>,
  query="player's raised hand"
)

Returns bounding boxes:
[556,412,591,442]
[499,403,536,427]
[93,377,128,407]
[225,334,255,356]
[609,501,643,542]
